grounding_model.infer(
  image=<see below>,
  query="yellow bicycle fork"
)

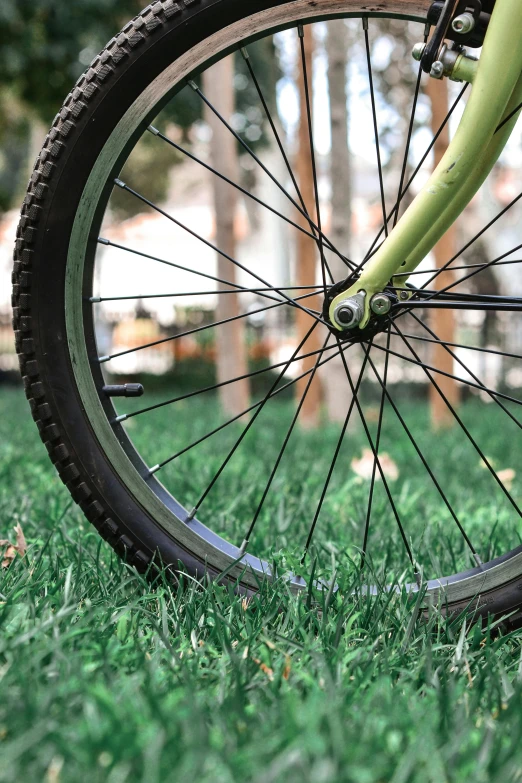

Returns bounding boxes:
[329,0,522,330]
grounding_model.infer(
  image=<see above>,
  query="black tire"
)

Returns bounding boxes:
[12,0,522,621]
[12,0,256,581]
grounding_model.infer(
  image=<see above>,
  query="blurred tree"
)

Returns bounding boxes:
[426,77,460,429]
[0,0,144,124]
[0,1,141,211]
[0,2,278,217]
[371,20,429,216]
[203,57,250,417]
[323,19,354,424]
[0,96,29,212]
[0,0,197,215]
[295,26,322,428]
[368,21,461,424]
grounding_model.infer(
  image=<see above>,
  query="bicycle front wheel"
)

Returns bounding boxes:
[13,0,522,621]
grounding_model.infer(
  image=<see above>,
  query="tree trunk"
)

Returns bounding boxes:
[295,26,322,428]
[323,19,354,423]
[203,58,250,417]
[426,77,460,429]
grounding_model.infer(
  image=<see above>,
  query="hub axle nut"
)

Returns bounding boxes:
[332,291,367,330]
[333,299,363,329]
[334,303,360,328]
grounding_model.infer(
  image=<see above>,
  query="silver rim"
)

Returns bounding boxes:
[66,0,522,602]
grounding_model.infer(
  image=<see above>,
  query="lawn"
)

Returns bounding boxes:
[1,384,522,783]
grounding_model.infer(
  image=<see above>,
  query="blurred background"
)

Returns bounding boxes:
[2,1,522,431]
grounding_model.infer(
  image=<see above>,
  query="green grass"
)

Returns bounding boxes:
[2,385,522,782]
[121,382,522,578]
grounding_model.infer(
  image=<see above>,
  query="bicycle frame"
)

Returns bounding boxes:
[329,0,522,329]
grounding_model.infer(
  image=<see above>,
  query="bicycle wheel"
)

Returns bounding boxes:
[13,0,522,620]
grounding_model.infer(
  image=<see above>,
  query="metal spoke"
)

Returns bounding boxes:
[363,17,387,235]
[98,290,319,364]
[147,125,344,258]
[185,322,320,527]
[391,321,522,519]
[188,79,355,273]
[91,21,522,579]
[112,328,336,423]
[419,197,522,293]
[298,24,332,292]
[369,337,522,409]
[426,238,522,295]
[149,337,353,473]
[363,83,469,263]
[303,341,374,559]
[112,178,328,327]
[361,338,480,563]
[409,311,522,433]
[402,289,522,304]
[399,329,522,363]
[496,99,522,133]
[92,284,322,303]
[392,24,429,230]
[240,47,354,272]
[392,241,522,328]
[361,327,391,567]
[334,337,416,570]
[394,257,522,277]
[240,332,332,552]
[395,299,522,313]
[98,238,283,304]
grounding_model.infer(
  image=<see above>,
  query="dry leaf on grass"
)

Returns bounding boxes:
[0,523,27,568]
[45,755,64,783]
[252,657,274,681]
[479,458,515,490]
[351,448,399,481]
[496,468,516,491]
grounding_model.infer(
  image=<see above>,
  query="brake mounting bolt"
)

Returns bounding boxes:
[452,12,475,34]
[370,294,392,316]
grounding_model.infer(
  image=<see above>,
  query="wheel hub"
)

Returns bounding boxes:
[323,278,399,342]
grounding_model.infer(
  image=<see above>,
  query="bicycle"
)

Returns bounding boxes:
[12,0,522,620]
